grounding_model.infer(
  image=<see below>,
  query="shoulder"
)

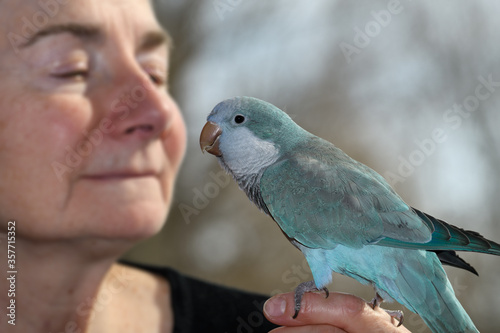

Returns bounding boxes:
[119,260,278,333]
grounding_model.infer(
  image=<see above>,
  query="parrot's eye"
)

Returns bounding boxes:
[234,115,246,124]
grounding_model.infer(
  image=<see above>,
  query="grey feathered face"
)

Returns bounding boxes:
[200,96,290,214]
[200,97,282,179]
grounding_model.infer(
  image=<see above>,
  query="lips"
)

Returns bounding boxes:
[81,170,158,180]
[199,121,222,157]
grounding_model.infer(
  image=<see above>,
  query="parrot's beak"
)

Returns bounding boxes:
[200,121,223,157]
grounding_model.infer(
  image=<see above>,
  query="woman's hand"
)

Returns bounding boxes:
[264,291,412,333]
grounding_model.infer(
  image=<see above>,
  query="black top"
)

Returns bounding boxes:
[120,260,279,333]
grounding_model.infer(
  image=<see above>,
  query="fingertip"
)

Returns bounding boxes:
[264,295,287,319]
[265,292,337,325]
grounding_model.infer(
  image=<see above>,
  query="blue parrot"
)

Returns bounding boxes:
[199,96,500,333]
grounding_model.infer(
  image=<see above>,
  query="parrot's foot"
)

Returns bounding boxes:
[368,292,384,309]
[368,293,404,327]
[293,280,329,319]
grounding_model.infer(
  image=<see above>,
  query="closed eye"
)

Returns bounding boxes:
[51,70,88,80]
[49,57,89,82]
[142,62,168,87]
[148,72,166,86]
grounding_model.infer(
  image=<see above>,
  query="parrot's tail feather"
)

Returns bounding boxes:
[433,250,478,275]
[391,251,479,333]
[415,208,500,255]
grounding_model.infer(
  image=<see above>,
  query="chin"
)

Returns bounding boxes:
[66,176,173,240]
[99,200,170,241]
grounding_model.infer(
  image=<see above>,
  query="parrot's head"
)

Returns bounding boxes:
[200,96,306,178]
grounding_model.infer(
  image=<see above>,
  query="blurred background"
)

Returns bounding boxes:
[123,1,500,331]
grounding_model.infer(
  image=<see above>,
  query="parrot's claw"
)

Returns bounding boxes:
[293,280,329,319]
[368,292,404,327]
[385,309,404,327]
[368,292,384,309]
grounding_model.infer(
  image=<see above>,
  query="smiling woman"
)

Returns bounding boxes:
[0,1,413,332]
[0,0,187,239]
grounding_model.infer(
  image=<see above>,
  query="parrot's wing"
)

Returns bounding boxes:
[377,207,500,255]
[260,141,432,249]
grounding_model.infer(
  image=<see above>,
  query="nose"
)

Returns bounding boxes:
[99,64,171,143]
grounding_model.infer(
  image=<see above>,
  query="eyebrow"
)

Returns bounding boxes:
[20,23,101,48]
[19,23,172,51]
[139,30,173,52]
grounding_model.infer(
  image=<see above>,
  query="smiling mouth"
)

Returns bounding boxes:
[82,172,158,180]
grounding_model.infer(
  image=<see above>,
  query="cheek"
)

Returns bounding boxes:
[17,96,94,186]
[5,94,92,161]
[0,93,93,237]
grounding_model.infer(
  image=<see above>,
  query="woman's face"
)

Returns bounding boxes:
[0,0,186,241]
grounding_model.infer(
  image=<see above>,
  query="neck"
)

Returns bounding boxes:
[233,169,270,216]
[0,234,132,332]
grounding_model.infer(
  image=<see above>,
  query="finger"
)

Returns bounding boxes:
[264,292,365,326]
[264,292,411,333]
[270,324,348,333]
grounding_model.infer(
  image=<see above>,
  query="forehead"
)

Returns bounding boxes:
[0,0,162,50]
